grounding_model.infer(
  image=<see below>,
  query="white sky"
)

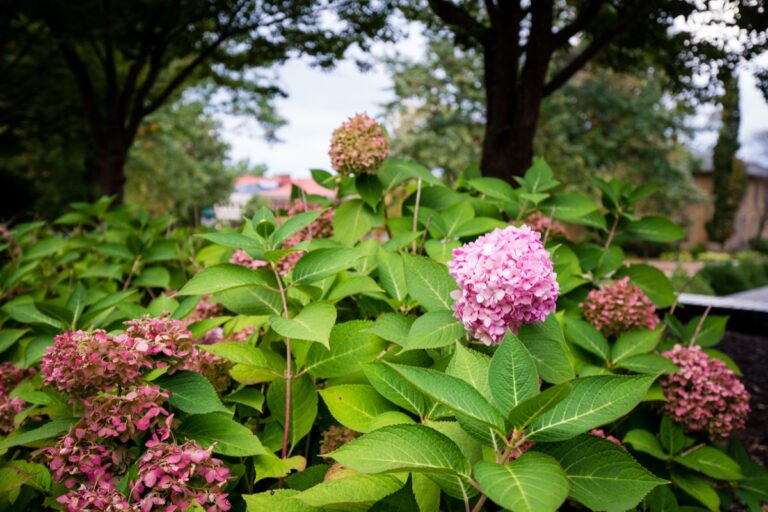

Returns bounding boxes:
[219,26,768,178]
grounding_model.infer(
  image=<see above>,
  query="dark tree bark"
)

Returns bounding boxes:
[426,0,648,181]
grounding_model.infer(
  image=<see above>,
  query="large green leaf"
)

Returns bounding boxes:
[539,435,666,512]
[267,374,318,447]
[615,264,675,308]
[200,342,268,366]
[528,375,655,441]
[683,315,728,347]
[329,424,471,477]
[216,286,283,316]
[178,413,266,456]
[659,417,694,455]
[386,363,505,431]
[611,328,662,364]
[271,303,336,348]
[179,264,271,295]
[292,248,362,284]
[488,331,539,417]
[402,254,457,312]
[671,470,719,511]
[507,383,572,429]
[376,250,407,302]
[622,430,669,460]
[475,453,569,512]
[517,316,575,384]
[0,329,27,355]
[332,199,375,246]
[564,317,610,362]
[446,343,491,397]
[295,474,404,512]
[155,371,229,415]
[625,216,685,243]
[673,446,743,480]
[320,385,398,433]
[403,311,464,351]
[364,363,432,416]
[0,419,74,450]
[366,313,415,346]
[272,209,324,246]
[197,232,263,250]
[304,320,386,378]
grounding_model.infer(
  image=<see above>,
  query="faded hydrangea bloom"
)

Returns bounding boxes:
[46,435,130,489]
[329,113,390,175]
[122,314,194,366]
[75,386,171,443]
[525,211,567,239]
[41,331,150,398]
[0,362,34,433]
[580,277,659,337]
[230,249,267,270]
[319,425,358,455]
[57,481,135,512]
[448,225,559,345]
[131,440,231,512]
[661,344,750,442]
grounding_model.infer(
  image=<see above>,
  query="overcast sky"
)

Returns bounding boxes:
[219,27,768,178]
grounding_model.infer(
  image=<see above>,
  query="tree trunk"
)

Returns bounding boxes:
[96,137,129,203]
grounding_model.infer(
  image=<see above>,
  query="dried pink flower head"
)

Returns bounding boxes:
[590,429,623,447]
[661,344,750,443]
[229,325,256,343]
[47,435,129,489]
[0,361,35,394]
[524,211,567,240]
[580,277,659,337]
[188,294,225,323]
[41,331,149,398]
[230,249,267,270]
[276,200,335,274]
[329,113,390,175]
[131,440,231,512]
[182,348,231,392]
[122,314,194,365]
[0,394,24,434]
[448,225,559,345]
[319,425,358,455]
[75,386,171,443]
[57,481,136,512]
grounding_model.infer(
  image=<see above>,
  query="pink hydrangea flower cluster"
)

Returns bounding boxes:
[131,440,231,512]
[75,386,171,443]
[189,294,224,322]
[590,429,623,447]
[328,113,390,175]
[448,225,559,345]
[0,362,34,433]
[47,435,129,489]
[0,361,35,393]
[580,277,660,337]
[276,200,335,274]
[123,315,194,364]
[319,425,358,455]
[57,481,135,512]
[525,211,567,239]
[230,249,267,270]
[41,331,150,397]
[661,344,750,442]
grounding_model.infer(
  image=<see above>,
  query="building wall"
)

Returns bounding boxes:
[683,174,768,250]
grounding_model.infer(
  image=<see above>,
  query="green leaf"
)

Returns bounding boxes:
[178,413,266,456]
[402,254,457,312]
[623,430,669,460]
[386,363,505,431]
[467,177,517,202]
[186,316,231,339]
[133,266,170,288]
[356,174,384,209]
[295,474,404,512]
[447,343,491,397]
[673,446,743,480]
[155,371,229,415]
[645,486,679,512]
[326,275,383,301]
[539,435,666,512]
[0,329,27,355]
[424,240,461,263]
[0,419,74,450]
[475,453,569,512]
[377,250,407,302]
[488,331,539,417]
[564,317,610,362]
[223,388,264,411]
[403,311,464,351]
[528,375,655,441]
[271,303,336,348]
[625,216,685,243]
[179,264,270,295]
[366,313,414,346]
[329,424,471,477]
[453,217,507,238]
[517,316,575,384]
[379,159,442,189]
[543,193,600,223]
[616,354,678,374]
[332,199,375,246]
[660,417,695,455]
[615,264,676,308]
[370,475,420,512]
[216,286,283,316]
[507,383,573,429]
[3,302,67,330]
[364,363,432,416]
[244,489,321,511]
[272,209,324,246]
[267,374,318,447]
[252,453,307,484]
[292,248,362,284]
[319,385,398,433]
[612,328,663,364]
[671,470,720,511]
[66,282,87,328]
[200,342,268,366]
[683,315,728,347]
[304,320,386,378]
[197,232,263,250]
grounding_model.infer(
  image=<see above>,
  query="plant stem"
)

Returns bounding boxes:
[688,305,712,347]
[273,267,292,459]
[604,213,620,249]
[412,177,422,253]
[471,494,488,512]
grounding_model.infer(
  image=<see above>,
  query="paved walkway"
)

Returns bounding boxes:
[728,285,768,303]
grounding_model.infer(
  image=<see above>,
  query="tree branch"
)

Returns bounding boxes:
[551,0,605,48]
[543,0,648,96]
[57,42,105,142]
[427,0,489,44]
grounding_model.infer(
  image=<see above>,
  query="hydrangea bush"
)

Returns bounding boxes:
[0,117,765,511]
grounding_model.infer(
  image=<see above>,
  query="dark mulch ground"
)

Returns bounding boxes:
[719,332,768,465]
